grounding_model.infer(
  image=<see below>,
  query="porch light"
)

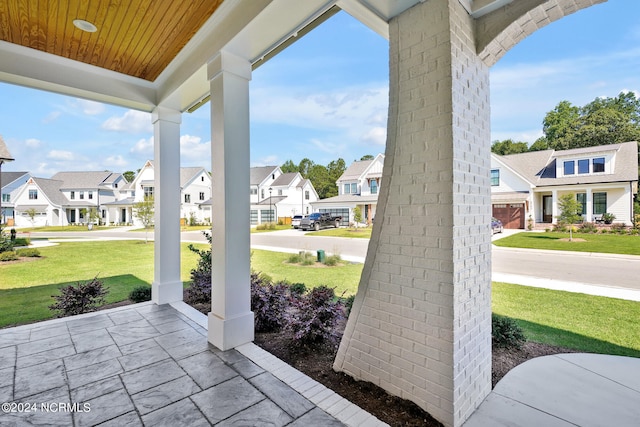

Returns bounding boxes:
[73,19,98,33]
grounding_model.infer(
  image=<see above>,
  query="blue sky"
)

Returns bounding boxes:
[1,1,639,177]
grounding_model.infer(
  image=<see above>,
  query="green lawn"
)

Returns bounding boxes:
[251,225,292,233]
[250,250,363,296]
[305,227,372,239]
[494,231,640,255]
[15,225,112,232]
[0,240,203,328]
[493,282,640,357]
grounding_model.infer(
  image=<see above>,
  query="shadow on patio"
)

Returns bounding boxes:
[0,302,384,426]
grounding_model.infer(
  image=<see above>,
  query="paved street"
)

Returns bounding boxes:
[24,228,640,300]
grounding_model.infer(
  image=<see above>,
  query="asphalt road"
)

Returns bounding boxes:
[26,228,640,292]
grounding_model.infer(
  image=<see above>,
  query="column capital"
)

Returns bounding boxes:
[207,50,252,82]
[152,106,182,125]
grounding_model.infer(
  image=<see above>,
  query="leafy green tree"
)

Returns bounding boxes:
[491,139,529,155]
[133,196,154,243]
[557,193,582,241]
[360,154,374,161]
[280,160,298,173]
[353,206,362,228]
[528,137,550,152]
[542,100,580,150]
[298,158,315,178]
[123,171,135,183]
[25,208,37,227]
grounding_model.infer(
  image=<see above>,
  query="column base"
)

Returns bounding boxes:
[152,280,183,305]
[208,311,254,351]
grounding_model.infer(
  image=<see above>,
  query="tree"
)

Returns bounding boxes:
[25,208,37,227]
[133,196,154,243]
[491,139,529,155]
[298,158,315,178]
[123,171,135,183]
[280,160,298,173]
[542,100,580,150]
[557,193,582,242]
[528,137,550,152]
[360,154,374,161]
[353,206,362,228]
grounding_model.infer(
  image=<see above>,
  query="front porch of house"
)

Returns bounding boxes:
[0,302,383,426]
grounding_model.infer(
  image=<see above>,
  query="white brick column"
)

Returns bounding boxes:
[207,51,254,351]
[333,1,492,426]
[151,107,183,305]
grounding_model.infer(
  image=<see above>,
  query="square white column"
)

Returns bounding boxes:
[207,51,254,350]
[151,107,183,305]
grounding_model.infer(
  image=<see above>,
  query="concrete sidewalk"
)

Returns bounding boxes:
[464,353,640,426]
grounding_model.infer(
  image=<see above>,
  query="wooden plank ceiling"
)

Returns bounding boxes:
[0,0,225,81]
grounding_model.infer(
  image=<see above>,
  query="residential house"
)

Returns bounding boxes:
[11,177,67,227]
[249,166,318,225]
[1,171,31,225]
[311,154,384,225]
[491,141,638,228]
[50,171,127,225]
[106,160,212,226]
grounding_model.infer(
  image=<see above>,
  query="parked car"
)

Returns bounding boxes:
[491,217,503,234]
[291,215,304,229]
[299,212,342,231]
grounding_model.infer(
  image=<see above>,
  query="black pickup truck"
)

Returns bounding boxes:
[299,212,342,231]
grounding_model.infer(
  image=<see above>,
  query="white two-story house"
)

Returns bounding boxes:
[311,154,384,225]
[107,160,212,226]
[249,166,318,225]
[491,141,638,228]
[1,171,31,225]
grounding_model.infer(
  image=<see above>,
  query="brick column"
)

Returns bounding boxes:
[333,1,492,426]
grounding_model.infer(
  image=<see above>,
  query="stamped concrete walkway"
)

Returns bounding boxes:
[0,302,386,427]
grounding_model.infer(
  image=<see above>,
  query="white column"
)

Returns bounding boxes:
[552,189,558,223]
[207,50,254,350]
[75,208,79,224]
[586,188,593,222]
[151,107,183,305]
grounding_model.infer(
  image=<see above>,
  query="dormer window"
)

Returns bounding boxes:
[593,157,605,173]
[563,161,575,175]
[578,159,589,174]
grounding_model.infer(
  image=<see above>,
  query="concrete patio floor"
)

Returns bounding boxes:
[0,302,386,427]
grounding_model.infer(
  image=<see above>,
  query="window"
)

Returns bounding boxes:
[184,194,191,203]
[593,192,607,215]
[351,183,357,194]
[144,186,154,199]
[344,184,350,194]
[261,189,265,199]
[79,191,85,200]
[29,189,38,200]
[491,169,500,186]
[70,191,75,200]
[114,183,118,188]
[578,159,589,174]
[199,192,205,201]
[250,188,257,195]
[305,190,309,200]
[101,210,106,219]
[593,157,605,173]
[201,176,205,182]
[319,208,349,218]
[277,189,282,196]
[576,193,587,215]
[2,194,9,202]
[563,161,575,175]
[370,179,378,194]
[88,191,93,200]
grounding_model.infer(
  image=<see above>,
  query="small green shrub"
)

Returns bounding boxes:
[16,248,41,257]
[0,230,13,253]
[344,294,356,316]
[602,212,616,224]
[49,277,109,317]
[579,222,597,233]
[492,314,526,349]
[287,251,315,265]
[611,223,627,233]
[289,282,307,295]
[251,277,291,332]
[129,285,152,303]
[0,251,18,261]
[255,222,277,231]
[323,254,342,266]
[13,238,30,246]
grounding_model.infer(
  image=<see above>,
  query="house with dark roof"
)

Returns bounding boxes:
[1,171,31,225]
[311,154,384,225]
[491,141,638,228]
[249,166,318,225]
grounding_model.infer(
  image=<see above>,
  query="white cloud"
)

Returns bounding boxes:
[130,137,154,157]
[104,155,128,168]
[102,110,152,134]
[25,138,42,148]
[42,111,61,124]
[47,150,77,161]
[251,155,280,167]
[75,99,105,115]
[360,127,386,145]
[180,135,210,164]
